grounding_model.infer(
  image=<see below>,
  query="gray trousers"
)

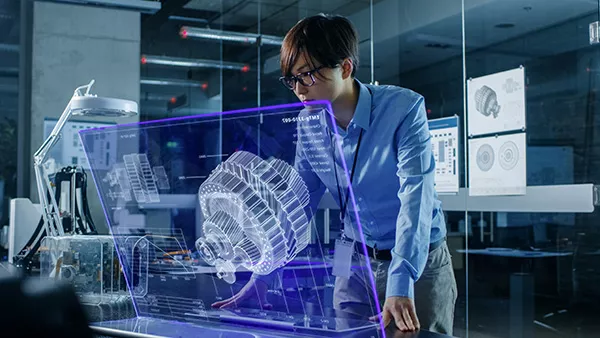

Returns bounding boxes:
[333,242,458,335]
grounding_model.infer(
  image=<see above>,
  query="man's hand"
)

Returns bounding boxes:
[370,296,420,332]
[211,278,272,310]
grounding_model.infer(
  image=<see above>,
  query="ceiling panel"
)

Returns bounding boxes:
[161,0,600,82]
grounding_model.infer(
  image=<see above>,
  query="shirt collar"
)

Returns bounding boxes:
[351,79,372,131]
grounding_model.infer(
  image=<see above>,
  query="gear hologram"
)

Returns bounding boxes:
[195,151,310,284]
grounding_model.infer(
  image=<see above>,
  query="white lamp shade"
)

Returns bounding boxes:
[70,96,138,117]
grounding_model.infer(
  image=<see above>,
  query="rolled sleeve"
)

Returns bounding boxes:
[386,97,436,299]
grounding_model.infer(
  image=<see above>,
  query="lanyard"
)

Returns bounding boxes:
[328,127,364,234]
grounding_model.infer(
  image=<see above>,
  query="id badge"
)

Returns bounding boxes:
[332,238,355,278]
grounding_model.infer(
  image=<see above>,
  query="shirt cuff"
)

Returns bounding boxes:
[386,273,415,299]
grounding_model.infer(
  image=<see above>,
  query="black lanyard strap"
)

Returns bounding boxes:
[329,127,364,232]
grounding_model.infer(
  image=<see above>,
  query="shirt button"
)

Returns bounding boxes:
[358,197,363,202]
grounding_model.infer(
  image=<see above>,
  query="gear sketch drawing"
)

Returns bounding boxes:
[476,144,495,172]
[502,78,522,94]
[499,141,519,170]
[195,151,310,284]
[474,85,501,119]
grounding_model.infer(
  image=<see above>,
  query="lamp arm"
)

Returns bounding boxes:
[33,97,77,237]
[32,79,96,239]
[33,163,61,237]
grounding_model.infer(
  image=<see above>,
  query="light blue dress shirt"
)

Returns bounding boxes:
[293,79,447,300]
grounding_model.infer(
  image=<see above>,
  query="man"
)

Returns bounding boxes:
[212,14,457,334]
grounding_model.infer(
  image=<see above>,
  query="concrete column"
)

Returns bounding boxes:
[30,1,140,233]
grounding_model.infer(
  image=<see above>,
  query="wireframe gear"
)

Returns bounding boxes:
[195,151,310,284]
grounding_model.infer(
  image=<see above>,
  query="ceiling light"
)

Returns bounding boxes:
[180,26,283,46]
[140,55,249,71]
[140,78,205,88]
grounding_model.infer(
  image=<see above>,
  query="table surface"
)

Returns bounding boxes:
[90,317,455,338]
[456,248,572,258]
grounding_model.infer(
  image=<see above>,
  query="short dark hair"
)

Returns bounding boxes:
[280,14,359,77]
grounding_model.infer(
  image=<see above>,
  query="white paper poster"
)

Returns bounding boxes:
[467,67,526,136]
[43,119,115,169]
[468,133,527,196]
[428,116,459,194]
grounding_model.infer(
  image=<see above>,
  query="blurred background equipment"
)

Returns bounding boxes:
[9,80,138,273]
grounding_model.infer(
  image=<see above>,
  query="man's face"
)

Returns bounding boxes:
[288,53,345,105]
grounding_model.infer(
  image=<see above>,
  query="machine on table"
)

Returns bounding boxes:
[9,80,137,273]
[77,101,385,337]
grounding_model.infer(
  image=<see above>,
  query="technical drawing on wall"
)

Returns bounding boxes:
[498,141,519,170]
[428,116,460,194]
[467,66,526,136]
[474,85,500,119]
[43,119,115,169]
[468,133,527,196]
[476,143,494,172]
[195,150,310,284]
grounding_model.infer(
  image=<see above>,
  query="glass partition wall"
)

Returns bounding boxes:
[138,0,600,336]
[461,1,600,337]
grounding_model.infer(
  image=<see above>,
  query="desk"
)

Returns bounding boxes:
[90,317,454,338]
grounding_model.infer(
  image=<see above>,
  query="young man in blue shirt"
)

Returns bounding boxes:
[212,14,457,334]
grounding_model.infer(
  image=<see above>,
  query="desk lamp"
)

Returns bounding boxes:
[33,80,138,238]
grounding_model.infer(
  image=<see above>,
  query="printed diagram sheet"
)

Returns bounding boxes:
[43,119,115,169]
[468,133,527,196]
[467,67,526,136]
[428,116,459,194]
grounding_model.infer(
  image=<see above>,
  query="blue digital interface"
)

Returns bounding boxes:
[80,101,384,336]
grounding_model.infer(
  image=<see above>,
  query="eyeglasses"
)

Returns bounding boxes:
[279,65,328,90]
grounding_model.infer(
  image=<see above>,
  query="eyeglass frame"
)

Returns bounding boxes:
[279,64,337,90]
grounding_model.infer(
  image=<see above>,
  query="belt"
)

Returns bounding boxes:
[355,238,446,261]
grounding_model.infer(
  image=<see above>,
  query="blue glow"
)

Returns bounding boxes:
[80,101,385,336]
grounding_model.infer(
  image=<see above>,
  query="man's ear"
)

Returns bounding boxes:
[341,58,354,80]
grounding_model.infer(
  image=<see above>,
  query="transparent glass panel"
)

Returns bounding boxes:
[80,102,384,336]
[463,1,600,337]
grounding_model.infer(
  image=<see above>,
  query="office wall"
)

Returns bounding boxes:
[30,1,140,233]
